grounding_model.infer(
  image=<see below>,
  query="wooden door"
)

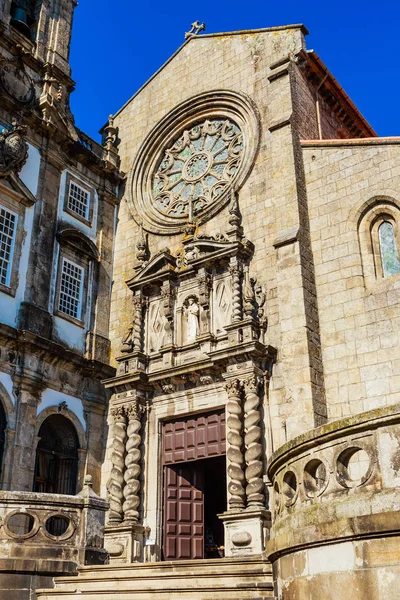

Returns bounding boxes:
[163,462,204,560]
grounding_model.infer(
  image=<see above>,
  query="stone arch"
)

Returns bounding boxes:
[0,381,16,429]
[35,405,87,450]
[0,381,17,489]
[33,410,84,495]
[356,196,400,284]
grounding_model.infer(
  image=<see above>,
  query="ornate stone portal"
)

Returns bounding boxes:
[103,184,275,561]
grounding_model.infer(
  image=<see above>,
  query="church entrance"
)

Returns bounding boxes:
[161,410,226,561]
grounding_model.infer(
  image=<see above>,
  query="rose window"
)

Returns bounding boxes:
[152,118,244,219]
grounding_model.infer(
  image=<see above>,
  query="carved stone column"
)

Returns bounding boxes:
[107,406,127,524]
[132,291,144,352]
[229,259,243,323]
[220,373,269,558]
[161,280,174,347]
[123,401,144,523]
[225,379,246,510]
[243,375,264,508]
[11,373,45,491]
[197,267,212,336]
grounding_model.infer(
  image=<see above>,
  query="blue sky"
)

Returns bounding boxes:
[69,1,400,141]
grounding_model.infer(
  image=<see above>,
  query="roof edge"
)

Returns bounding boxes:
[301,137,400,148]
[299,49,377,138]
[103,23,308,129]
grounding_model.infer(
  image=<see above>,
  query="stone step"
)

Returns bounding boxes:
[36,556,274,600]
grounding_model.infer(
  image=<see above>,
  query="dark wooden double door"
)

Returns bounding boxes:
[162,410,226,561]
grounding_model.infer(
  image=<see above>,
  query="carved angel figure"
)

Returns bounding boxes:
[184,296,199,341]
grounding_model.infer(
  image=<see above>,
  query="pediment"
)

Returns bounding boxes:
[0,172,36,207]
[127,250,176,288]
[57,227,99,260]
[178,234,253,269]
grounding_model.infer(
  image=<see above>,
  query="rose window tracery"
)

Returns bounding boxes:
[152,118,243,219]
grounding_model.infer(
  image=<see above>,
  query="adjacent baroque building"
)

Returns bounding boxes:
[1,5,400,600]
[0,0,121,596]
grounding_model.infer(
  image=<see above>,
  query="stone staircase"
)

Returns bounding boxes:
[36,556,274,600]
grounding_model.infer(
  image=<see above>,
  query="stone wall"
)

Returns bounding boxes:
[303,139,400,421]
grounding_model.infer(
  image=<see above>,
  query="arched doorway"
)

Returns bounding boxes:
[33,414,79,495]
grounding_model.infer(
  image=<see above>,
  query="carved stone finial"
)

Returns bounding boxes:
[228,190,241,227]
[136,223,148,265]
[227,190,243,241]
[103,114,117,149]
[0,120,29,178]
[185,20,206,39]
[84,474,93,488]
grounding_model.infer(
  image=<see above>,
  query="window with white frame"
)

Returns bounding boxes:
[67,181,90,220]
[0,205,17,287]
[58,258,84,320]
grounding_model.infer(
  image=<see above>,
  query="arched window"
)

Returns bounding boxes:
[378,221,400,278]
[358,199,400,285]
[34,414,79,495]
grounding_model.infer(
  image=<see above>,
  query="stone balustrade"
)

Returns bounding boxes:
[0,479,109,580]
[266,404,400,599]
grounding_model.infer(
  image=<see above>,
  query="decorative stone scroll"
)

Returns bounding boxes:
[225,379,246,510]
[107,407,127,524]
[243,376,264,507]
[123,402,145,523]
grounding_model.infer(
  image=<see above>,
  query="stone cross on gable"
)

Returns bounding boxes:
[185,21,206,39]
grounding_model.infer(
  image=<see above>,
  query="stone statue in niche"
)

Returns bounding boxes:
[183,296,199,342]
[121,325,134,353]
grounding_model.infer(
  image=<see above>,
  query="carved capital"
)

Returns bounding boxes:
[243,375,261,396]
[110,406,126,422]
[225,378,242,398]
[228,263,243,278]
[125,401,145,421]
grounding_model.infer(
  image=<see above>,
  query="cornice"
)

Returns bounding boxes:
[0,322,115,380]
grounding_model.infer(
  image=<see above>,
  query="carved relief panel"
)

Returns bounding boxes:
[146,296,164,354]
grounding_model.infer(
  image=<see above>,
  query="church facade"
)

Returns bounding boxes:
[1,3,400,600]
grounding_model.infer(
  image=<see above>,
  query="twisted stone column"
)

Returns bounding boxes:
[132,292,144,351]
[229,261,243,323]
[108,406,127,523]
[225,379,246,510]
[123,402,144,523]
[243,375,264,508]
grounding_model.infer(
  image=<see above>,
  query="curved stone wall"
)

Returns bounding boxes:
[267,404,400,600]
